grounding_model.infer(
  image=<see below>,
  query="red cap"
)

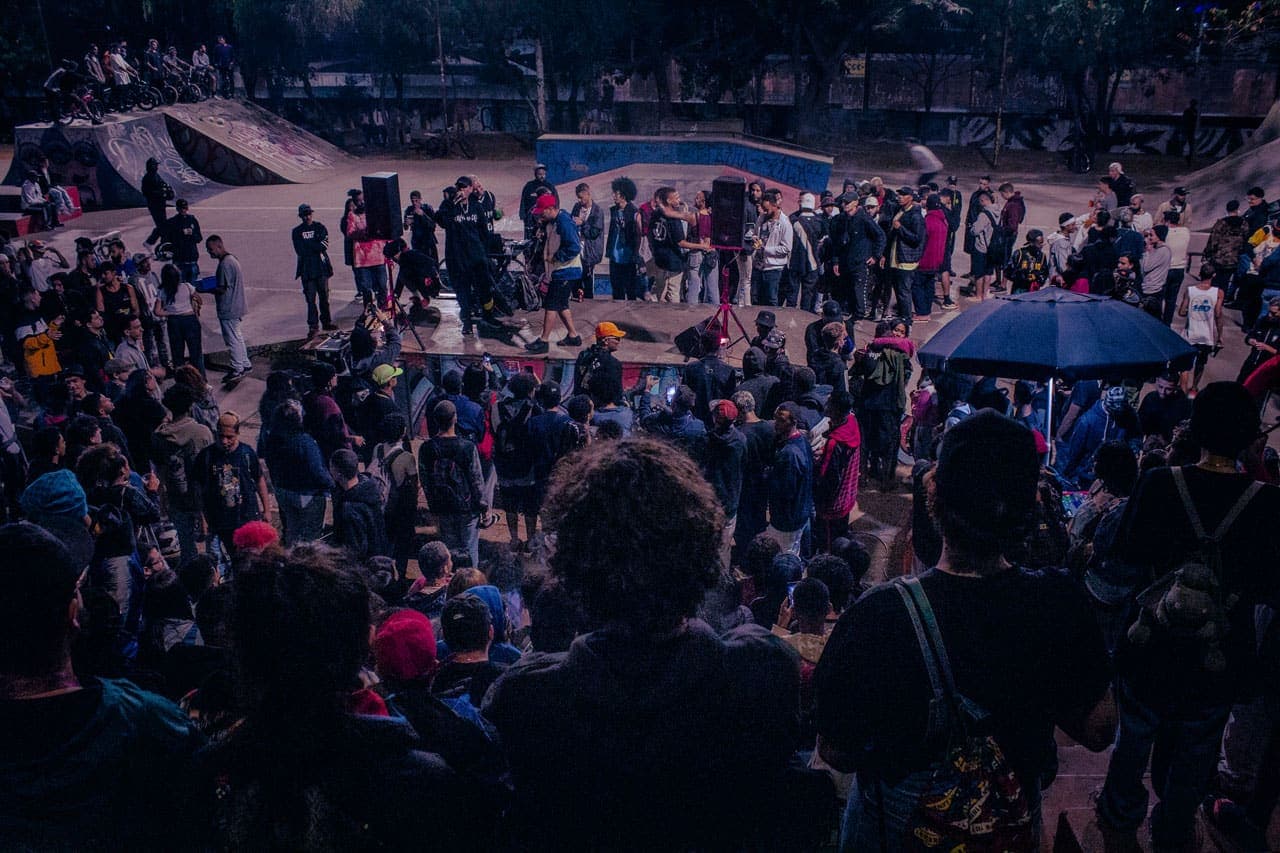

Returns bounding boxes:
[373,609,439,682]
[231,520,279,552]
[532,193,558,214]
[712,399,739,422]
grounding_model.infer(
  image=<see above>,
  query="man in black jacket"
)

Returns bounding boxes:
[831,194,885,319]
[291,203,335,337]
[329,448,390,560]
[519,164,558,239]
[163,199,202,283]
[141,158,172,246]
[705,399,747,566]
[573,321,625,402]
[683,331,737,426]
[438,178,496,335]
[419,400,487,569]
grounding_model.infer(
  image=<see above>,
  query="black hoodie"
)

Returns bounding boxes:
[484,620,799,851]
[333,474,389,559]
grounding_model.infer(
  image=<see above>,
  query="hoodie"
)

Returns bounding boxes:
[333,474,390,559]
[483,620,799,851]
[704,423,747,515]
[919,208,949,273]
[152,416,214,512]
[0,678,203,848]
[815,415,862,520]
[1062,399,1138,486]
[768,432,815,532]
[737,347,778,417]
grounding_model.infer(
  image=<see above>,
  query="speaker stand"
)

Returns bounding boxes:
[709,248,751,353]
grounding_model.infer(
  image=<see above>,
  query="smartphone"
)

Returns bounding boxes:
[1061,491,1088,518]
[665,385,677,404]
[786,581,799,602]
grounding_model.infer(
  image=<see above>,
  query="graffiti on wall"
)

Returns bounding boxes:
[165,101,342,184]
[953,116,1253,157]
[539,136,833,196]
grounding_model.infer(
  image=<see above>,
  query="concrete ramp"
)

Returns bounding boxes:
[5,113,224,210]
[163,100,348,185]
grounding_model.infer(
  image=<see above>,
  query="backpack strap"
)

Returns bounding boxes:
[893,577,957,741]
[1171,466,1263,542]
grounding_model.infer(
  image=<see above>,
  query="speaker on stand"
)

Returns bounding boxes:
[362,172,403,240]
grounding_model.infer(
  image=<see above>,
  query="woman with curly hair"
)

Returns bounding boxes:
[483,435,802,851]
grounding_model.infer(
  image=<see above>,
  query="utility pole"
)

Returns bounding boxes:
[992,0,1013,167]
[435,0,449,142]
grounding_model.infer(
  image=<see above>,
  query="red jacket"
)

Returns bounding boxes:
[919,209,949,272]
[815,415,862,520]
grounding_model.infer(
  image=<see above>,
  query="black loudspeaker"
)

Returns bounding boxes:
[362,171,403,240]
[674,316,719,359]
[711,176,747,250]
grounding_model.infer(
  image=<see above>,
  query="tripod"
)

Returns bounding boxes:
[707,248,752,352]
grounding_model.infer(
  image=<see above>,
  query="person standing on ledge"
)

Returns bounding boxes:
[525,194,582,354]
[205,235,251,386]
[519,164,558,240]
[291,203,336,339]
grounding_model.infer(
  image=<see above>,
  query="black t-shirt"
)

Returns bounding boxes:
[194,443,262,531]
[813,567,1110,786]
[1115,466,1280,711]
[649,213,687,273]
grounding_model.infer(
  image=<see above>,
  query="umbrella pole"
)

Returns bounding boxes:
[1045,377,1055,467]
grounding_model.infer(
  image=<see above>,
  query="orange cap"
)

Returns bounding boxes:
[594,322,626,340]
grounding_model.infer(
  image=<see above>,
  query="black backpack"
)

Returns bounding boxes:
[423,438,475,515]
[493,398,535,479]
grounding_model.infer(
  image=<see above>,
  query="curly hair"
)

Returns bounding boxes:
[230,543,370,720]
[542,436,723,635]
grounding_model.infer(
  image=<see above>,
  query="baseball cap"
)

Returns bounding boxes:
[347,188,363,198]
[821,299,842,319]
[454,175,473,188]
[29,240,46,252]
[799,192,816,210]
[594,321,627,340]
[947,175,958,185]
[131,252,150,266]
[1174,186,1190,196]
[755,310,776,329]
[711,399,739,422]
[862,195,880,209]
[371,364,403,386]
[532,193,558,214]
[535,163,548,171]
[896,186,916,197]
[297,203,314,216]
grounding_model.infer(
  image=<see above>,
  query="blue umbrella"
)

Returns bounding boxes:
[918,288,1197,383]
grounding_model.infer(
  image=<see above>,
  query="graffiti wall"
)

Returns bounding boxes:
[165,101,346,185]
[4,114,219,210]
[536,134,833,193]
[951,116,1255,157]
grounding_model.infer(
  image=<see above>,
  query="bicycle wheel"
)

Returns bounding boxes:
[54,102,74,126]
[183,83,204,103]
[162,84,180,105]
[1068,147,1092,174]
[136,86,160,110]
[86,100,105,123]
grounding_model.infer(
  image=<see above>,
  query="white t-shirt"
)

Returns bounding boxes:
[159,282,197,317]
[28,256,59,293]
[1164,226,1190,270]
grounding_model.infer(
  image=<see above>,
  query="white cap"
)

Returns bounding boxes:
[799,193,816,210]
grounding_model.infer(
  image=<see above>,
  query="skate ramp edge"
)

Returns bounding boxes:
[162,100,348,185]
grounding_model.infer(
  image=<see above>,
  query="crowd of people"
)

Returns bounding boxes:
[4,150,1280,850]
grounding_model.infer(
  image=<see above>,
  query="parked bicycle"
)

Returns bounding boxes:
[414,128,476,160]
[109,74,162,112]
[54,84,104,125]
[1060,125,1094,174]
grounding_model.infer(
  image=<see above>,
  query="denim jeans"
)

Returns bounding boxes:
[683,251,719,304]
[752,267,783,306]
[301,276,332,329]
[1162,269,1185,325]
[167,314,204,373]
[889,267,916,321]
[609,263,637,300]
[1098,679,1232,848]
[353,264,388,306]
[437,512,480,569]
[841,770,1041,852]
[275,487,326,546]
[171,508,201,568]
[219,317,251,373]
[177,261,200,283]
[735,253,754,306]
[911,272,936,318]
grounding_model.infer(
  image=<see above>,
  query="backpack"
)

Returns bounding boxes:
[493,398,535,479]
[368,443,410,507]
[892,577,1035,852]
[1126,468,1261,672]
[423,438,475,515]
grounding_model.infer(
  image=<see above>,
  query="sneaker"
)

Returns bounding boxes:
[991,282,1007,292]
[461,325,475,337]
[525,339,549,354]
[557,335,582,347]
[942,298,958,310]
[959,286,976,297]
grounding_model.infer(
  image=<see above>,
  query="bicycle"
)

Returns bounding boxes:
[110,75,161,112]
[54,84,104,125]
[491,239,542,313]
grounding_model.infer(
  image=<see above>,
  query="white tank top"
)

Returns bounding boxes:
[1185,286,1219,346]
